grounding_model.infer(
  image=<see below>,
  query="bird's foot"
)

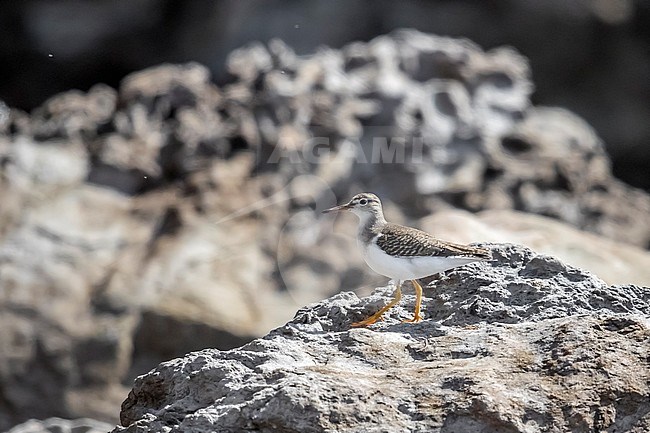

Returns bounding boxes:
[351,314,384,328]
[401,315,422,324]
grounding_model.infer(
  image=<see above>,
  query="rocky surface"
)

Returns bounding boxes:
[421,209,650,287]
[3,31,650,246]
[2,2,650,192]
[2,30,650,430]
[6,417,113,433]
[225,30,650,246]
[114,244,650,433]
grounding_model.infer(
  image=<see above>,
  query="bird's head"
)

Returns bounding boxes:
[322,193,383,220]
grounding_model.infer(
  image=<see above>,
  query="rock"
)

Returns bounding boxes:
[7,417,113,433]
[0,174,308,430]
[217,30,650,248]
[3,2,650,192]
[3,29,650,430]
[113,244,650,433]
[0,186,144,428]
[420,209,650,287]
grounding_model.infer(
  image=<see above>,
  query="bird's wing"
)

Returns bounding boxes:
[376,223,491,259]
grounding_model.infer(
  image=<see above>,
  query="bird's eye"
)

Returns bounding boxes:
[359,199,368,206]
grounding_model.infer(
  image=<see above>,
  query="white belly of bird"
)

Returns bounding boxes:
[362,242,481,281]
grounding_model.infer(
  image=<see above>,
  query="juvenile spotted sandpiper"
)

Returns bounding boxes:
[323,192,491,327]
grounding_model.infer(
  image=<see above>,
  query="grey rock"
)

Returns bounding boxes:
[417,243,649,325]
[2,29,650,430]
[420,208,650,286]
[219,30,650,248]
[6,417,113,433]
[3,2,650,192]
[0,176,300,429]
[4,30,649,244]
[0,100,9,131]
[114,244,650,433]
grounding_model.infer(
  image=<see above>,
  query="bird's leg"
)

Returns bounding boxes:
[402,279,423,323]
[351,281,402,327]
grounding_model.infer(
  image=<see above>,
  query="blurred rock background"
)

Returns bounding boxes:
[0,0,649,430]
[1,0,649,191]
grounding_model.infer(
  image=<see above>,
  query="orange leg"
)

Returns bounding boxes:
[351,282,402,327]
[402,279,423,323]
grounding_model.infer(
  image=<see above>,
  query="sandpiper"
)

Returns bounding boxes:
[323,192,491,327]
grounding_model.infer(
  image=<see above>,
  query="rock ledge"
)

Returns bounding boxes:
[114,244,650,433]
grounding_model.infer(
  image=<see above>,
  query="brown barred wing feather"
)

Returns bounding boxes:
[376,224,491,259]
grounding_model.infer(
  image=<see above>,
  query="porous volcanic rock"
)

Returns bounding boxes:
[114,244,650,433]
[220,30,650,247]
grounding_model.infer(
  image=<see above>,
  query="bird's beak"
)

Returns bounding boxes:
[322,203,351,213]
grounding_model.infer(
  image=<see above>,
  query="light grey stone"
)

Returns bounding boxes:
[114,244,650,433]
[6,417,113,433]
